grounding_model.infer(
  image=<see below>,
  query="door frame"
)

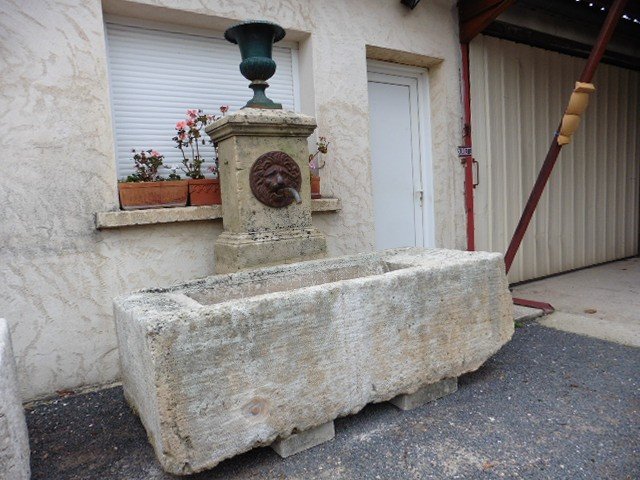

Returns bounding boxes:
[366,60,435,248]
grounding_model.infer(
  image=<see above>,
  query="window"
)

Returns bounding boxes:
[105,20,299,179]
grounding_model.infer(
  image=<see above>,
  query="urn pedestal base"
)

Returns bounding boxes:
[214,228,327,274]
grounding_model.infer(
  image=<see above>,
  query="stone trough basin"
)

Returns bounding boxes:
[114,248,514,474]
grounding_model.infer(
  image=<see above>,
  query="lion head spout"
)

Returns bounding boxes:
[250,151,302,208]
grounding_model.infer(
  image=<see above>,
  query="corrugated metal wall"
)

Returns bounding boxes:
[471,35,640,283]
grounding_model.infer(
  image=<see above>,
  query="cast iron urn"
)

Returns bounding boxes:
[224,20,286,109]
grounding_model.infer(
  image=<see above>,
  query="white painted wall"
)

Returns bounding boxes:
[0,0,465,400]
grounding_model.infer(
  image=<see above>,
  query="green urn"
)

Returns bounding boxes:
[224,20,286,109]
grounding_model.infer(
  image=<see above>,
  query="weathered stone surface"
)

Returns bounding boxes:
[95,200,341,230]
[206,109,318,234]
[270,421,335,458]
[0,319,30,480]
[390,377,458,411]
[310,197,341,213]
[206,108,327,274]
[95,205,223,229]
[214,229,328,273]
[114,248,513,474]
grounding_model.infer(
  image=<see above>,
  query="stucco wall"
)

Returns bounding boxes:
[0,0,464,401]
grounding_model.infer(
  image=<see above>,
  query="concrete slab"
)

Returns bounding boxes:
[270,421,335,458]
[512,258,640,346]
[513,305,544,322]
[540,311,640,348]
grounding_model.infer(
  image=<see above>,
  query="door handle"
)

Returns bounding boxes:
[472,159,479,188]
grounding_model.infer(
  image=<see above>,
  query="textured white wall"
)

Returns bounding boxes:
[0,0,465,400]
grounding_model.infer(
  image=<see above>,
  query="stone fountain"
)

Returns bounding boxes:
[114,20,514,476]
[208,20,326,273]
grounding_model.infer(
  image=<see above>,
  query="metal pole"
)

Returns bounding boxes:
[503,0,629,273]
[461,42,475,251]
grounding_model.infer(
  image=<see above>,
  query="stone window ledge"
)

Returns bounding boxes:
[95,198,341,230]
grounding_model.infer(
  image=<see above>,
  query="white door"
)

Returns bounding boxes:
[367,61,434,250]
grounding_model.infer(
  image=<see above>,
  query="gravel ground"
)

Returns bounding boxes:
[27,322,640,479]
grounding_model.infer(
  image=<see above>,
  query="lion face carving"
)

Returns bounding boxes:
[250,151,302,208]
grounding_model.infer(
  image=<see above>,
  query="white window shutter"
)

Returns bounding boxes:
[105,22,298,179]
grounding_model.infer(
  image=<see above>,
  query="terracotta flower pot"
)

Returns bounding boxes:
[118,180,188,210]
[310,174,321,199]
[188,178,221,206]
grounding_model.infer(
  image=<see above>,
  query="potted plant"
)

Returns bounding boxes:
[118,149,188,210]
[308,136,329,199]
[174,107,228,206]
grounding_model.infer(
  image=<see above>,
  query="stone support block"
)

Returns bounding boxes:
[0,319,30,480]
[270,421,335,458]
[390,377,458,410]
[114,248,513,475]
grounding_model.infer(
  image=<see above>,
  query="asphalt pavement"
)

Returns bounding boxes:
[27,321,640,479]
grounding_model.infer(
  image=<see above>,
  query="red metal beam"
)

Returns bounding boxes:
[459,0,516,43]
[458,0,515,250]
[513,297,555,315]
[579,1,631,81]
[503,0,629,273]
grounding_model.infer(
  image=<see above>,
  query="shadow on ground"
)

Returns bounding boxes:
[27,323,639,480]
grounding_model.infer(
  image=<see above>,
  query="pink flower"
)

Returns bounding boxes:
[175,120,188,130]
[186,108,199,118]
[178,132,188,141]
[150,150,162,157]
[186,119,195,127]
[220,105,229,115]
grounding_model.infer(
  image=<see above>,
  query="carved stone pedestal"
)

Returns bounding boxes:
[206,108,327,274]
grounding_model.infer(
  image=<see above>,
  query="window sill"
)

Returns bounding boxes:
[95,198,341,230]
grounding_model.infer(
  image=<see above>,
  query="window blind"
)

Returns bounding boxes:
[105,22,298,179]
